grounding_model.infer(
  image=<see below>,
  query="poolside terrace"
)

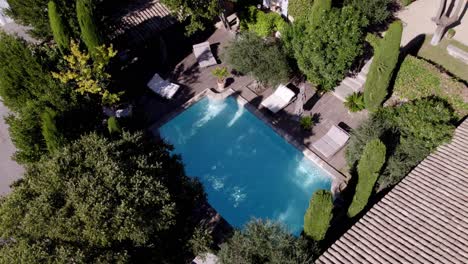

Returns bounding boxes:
[141,28,368,180]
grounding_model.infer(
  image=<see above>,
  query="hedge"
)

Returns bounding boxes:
[288,0,314,20]
[76,0,101,53]
[304,189,334,241]
[348,139,386,217]
[364,20,403,111]
[48,1,70,52]
[41,108,63,153]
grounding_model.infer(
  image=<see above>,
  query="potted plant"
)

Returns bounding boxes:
[344,92,365,113]
[447,28,456,39]
[212,66,229,91]
[300,116,314,131]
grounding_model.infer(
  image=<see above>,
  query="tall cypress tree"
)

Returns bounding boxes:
[40,108,63,153]
[48,0,70,52]
[76,0,101,53]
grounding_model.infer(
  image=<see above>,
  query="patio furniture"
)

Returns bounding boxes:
[147,73,180,99]
[193,42,218,68]
[312,125,350,158]
[261,84,296,113]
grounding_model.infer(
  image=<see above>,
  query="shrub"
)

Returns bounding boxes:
[364,20,403,111]
[218,219,313,263]
[76,0,101,53]
[212,66,229,82]
[48,1,70,52]
[310,0,332,26]
[300,116,314,130]
[41,108,63,153]
[348,139,386,217]
[401,0,413,6]
[303,190,334,241]
[345,0,392,26]
[107,116,121,135]
[447,28,456,39]
[344,92,365,112]
[243,7,287,37]
[224,32,290,86]
[288,0,314,20]
[285,6,367,91]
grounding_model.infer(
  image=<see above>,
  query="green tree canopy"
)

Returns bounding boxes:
[284,6,367,91]
[348,139,386,217]
[345,0,392,26]
[0,132,206,263]
[303,190,334,241]
[288,0,314,21]
[218,219,313,264]
[364,20,403,111]
[40,107,63,153]
[309,0,331,26]
[48,0,70,52]
[76,0,102,53]
[224,32,290,87]
[161,0,219,35]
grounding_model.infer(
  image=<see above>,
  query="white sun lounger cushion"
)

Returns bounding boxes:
[193,42,218,68]
[261,84,296,113]
[147,73,180,99]
[312,125,350,158]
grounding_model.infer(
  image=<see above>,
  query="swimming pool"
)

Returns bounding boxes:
[158,96,332,234]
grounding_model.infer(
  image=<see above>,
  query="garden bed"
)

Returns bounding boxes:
[387,55,468,117]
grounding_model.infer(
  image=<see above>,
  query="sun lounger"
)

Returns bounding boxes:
[312,125,350,158]
[147,73,180,99]
[261,84,296,113]
[193,42,218,68]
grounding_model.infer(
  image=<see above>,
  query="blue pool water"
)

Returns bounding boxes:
[159,97,332,234]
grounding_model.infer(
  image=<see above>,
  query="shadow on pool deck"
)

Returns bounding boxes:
[142,28,368,177]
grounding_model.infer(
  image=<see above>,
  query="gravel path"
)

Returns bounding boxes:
[0,102,24,196]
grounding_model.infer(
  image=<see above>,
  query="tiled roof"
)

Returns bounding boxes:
[317,119,468,264]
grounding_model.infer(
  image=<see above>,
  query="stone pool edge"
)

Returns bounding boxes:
[148,88,346,197]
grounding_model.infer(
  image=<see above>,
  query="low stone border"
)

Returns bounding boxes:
[149,88,346,196]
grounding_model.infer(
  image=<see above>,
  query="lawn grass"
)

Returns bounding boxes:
[390,55,468,117]
[417,35,468,82]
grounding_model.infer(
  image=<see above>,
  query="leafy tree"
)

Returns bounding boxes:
[303,190,333,241]
[285,6,367,91]
[0,132,206,263]
[224,32,290,87]
[76,0,101,52]
[161,0,219,35]
[218,219,313,264]
[345,0,392,26]
[309,0,331,26]
[52,41,122,105]
[348,139,386,217]
[48,0,70,52]
[364,20,402,111]
[288,0,314,20]
[6,0,79,38]
[40,107,63,153]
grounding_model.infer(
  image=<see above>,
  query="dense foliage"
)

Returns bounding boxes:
[48,0,70,52]
[0,132,206,263]
[76,0,102,53]
[224,32,290,86]
[391,55,468,116]
[40,107,63,153]
[218,219,313,264]
[288,0,314,20]
[52,41,122,105]
[6,0,79,38]
[348,139,386,217]
[309,0,331,26]
[242,6,287,37]
[161,0,219,35]
[284,6,367,91]
[346,97,456,191]
[364,20,403,111]
[303,190,334,241]
[345,0,392,26]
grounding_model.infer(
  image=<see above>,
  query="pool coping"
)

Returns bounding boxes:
[149,88,346,196]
